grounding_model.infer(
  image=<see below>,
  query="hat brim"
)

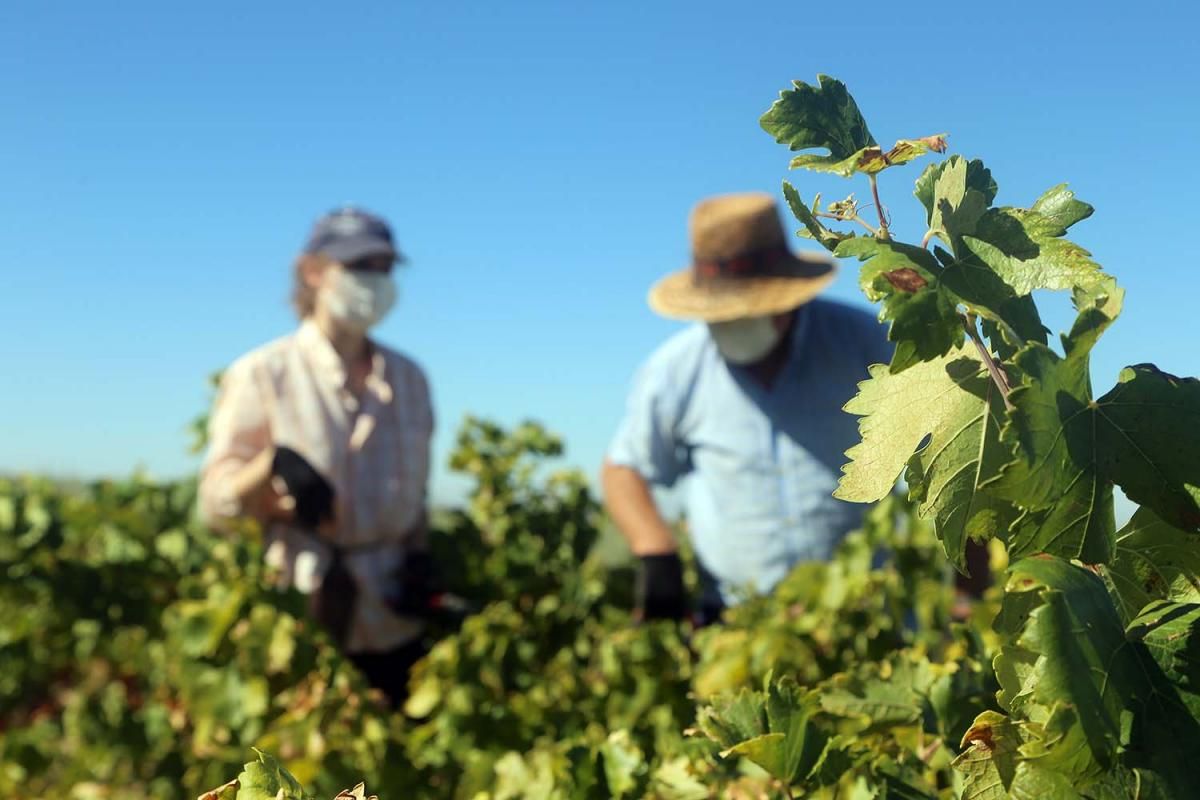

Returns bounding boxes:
[648,253,836,322]
[320,234,403,265]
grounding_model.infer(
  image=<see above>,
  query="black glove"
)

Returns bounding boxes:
[271,446,335,529]
[310,547,357,646]
[636,553,687,621]
[391,550,438,615]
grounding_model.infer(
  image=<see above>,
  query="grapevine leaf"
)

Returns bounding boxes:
[835,237,963,373]
[726,679,827,784]
[916,160,1055,357]
[1126,601,1200,717]
[198,780,239,800]
[1105,508,1200,625]
[782,180,851,252]
[1086,767,1174,800]
[906,375,1018,573]
[601,730,645,798]
[952,710,1027,799]
[994,355,1200,563]
[699,678,830,785]
[333,785,378,800]
[1092,365,1200,532]
[963,202,1104,295]
[977,298,1045,361]
[1018,704,1108,787]
[993,645,1039,715]
[837,234,1048,373]
[870,135,948,171]
[695,687,767,750]
[1005,561,1128,778]
[933,246,1049,359]
[494,751,556,798]
[1031,183,1093,230]
[923,156,992,246]
[915,158,997,225]
[650,758,710,800]
[791,135,949,177]
[836,347,1015,569]
[236,750,308,800]
[764,677,827,763]
[760,74,876,168]
[1003,558,1200,790]
[986,288,1125,563]
[1004,763,1085,800]
[819,655,928,729]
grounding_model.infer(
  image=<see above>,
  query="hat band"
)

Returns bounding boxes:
[691,243,794,283]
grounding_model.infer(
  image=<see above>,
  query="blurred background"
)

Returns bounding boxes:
[1,0,1196,509]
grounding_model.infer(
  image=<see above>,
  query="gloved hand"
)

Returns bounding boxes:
[391,550,438,615]
[271,446,335,530]
[636,553,687,621]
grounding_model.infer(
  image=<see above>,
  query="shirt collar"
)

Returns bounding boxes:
[297,319,392,402]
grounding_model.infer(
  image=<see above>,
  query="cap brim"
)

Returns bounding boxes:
[319,234,403,265]
[648,254,836,322]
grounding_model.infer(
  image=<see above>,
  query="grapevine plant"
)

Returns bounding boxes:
[692,75,1200,798]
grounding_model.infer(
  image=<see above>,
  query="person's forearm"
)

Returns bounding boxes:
[228,446,277,520]
[601,460,677,555]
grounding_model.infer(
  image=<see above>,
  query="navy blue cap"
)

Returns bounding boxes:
[303,206,403,264]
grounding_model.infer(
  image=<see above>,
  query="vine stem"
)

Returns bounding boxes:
[962,314,1014,410]
[868,173,890,239]
[815,211,879,236]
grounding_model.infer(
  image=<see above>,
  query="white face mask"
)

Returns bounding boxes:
[319,268,397,331]
[708,316,783,365]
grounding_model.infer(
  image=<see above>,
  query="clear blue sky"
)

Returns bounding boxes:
[2,1,1197,506]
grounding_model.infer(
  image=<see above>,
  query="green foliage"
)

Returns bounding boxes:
[761,74,945,177]
[759,74,1200,798]
[198,751,379,800]
[1104,508,1200,624]
[0,413,968,798]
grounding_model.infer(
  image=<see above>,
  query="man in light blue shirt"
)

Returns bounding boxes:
[602,192,892,621]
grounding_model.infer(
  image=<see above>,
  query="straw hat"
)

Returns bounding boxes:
[649,192,835,322]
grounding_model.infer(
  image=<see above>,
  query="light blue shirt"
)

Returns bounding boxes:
[608,299,892,605]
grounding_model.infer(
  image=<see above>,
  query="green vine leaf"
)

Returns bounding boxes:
[986,287,1125,564]
[236,750,309,800]
[999,558,1200,791]
[782,180,852,252]
[818,654,932,730]
[963,187,1104,296]
[992,333,1200,565]
[836,237,963,373]
[1105,508,1200,625]
[697,677,834,786]
[1031,183,1094,229]
[835,347,1015,569]
[1126,600,1200,720]
[837,230,1048,375]
[793,136,949,177]
[923,156,991,247]
[952,710,1027,799]
[761,75,946,177]
[915,157,998,223]
[761,74,876,167]
[695,687,767,750]
[1092,366,1200,531]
